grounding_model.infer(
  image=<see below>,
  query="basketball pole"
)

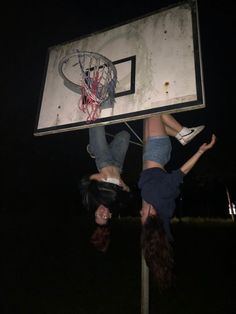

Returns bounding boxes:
[225,185,234,222]
[141,252,149,314]
[141,121,149,314]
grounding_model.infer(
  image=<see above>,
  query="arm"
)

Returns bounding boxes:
[180,134,216,175]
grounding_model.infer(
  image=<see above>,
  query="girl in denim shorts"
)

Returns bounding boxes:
[139,113,215,289]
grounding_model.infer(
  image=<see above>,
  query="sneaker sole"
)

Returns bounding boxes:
[86,145,95,158]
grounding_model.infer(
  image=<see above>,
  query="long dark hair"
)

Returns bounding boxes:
[79,175,131,253]
[141,215,175,290]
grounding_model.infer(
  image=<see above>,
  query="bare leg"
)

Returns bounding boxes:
[164,125,179,137]
[161,113,205,145]
[144,115,167,141]
[161,113,183,136]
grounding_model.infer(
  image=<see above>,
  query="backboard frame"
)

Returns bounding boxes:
[34,0,205,136]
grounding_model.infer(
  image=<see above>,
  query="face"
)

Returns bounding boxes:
[95,205,112,226]
[140,202,156,225]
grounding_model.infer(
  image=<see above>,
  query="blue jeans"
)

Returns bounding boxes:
[89,126,130,171]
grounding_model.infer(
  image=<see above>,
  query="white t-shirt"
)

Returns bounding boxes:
[102,177,120,186]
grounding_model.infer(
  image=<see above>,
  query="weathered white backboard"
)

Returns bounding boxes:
[35,0,205,136]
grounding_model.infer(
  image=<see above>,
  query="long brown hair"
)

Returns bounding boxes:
[141,215,175,290]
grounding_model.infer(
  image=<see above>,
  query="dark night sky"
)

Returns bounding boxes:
[2,0,236,216]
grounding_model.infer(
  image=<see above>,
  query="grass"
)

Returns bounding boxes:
[1,213,236,314]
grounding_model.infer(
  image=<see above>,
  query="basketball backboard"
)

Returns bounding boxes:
[34,0,205,136]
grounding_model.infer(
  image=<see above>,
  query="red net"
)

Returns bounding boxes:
[77,51,117,123]
[58,51,117,122]
[78,71,102,122]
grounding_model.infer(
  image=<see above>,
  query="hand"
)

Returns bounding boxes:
[120,179,130,192]
[180,134,217,175]
[198,134,217,154]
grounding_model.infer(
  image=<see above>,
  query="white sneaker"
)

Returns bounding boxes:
[178,125,205,146]
[86,145,95,158]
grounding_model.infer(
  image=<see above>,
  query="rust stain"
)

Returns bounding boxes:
[164,81,170,94]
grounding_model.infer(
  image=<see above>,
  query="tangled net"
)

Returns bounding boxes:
[76,51,117,122]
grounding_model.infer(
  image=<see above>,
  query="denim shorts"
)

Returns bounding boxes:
[143,136,172,167]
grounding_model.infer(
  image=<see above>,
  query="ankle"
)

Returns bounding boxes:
[175,127,189,139]
[178,127,191,136]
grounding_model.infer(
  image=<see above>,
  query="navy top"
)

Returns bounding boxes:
[138,167,184,241]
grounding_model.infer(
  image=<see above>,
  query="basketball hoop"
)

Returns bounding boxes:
[58,51,117,122]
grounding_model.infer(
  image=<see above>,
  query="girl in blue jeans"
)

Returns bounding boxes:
[79,125,131,222]
[79,125,131,252]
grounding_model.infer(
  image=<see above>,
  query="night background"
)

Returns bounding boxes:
[2,1,236,313]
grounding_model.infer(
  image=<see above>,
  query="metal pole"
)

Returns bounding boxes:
[124,122,143,145]
[105,132,143,147]
[141,121,149,314]
[141,252,149,314]
[225,185,234,222]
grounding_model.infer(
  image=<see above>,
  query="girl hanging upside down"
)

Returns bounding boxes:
[138,114,216,289]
